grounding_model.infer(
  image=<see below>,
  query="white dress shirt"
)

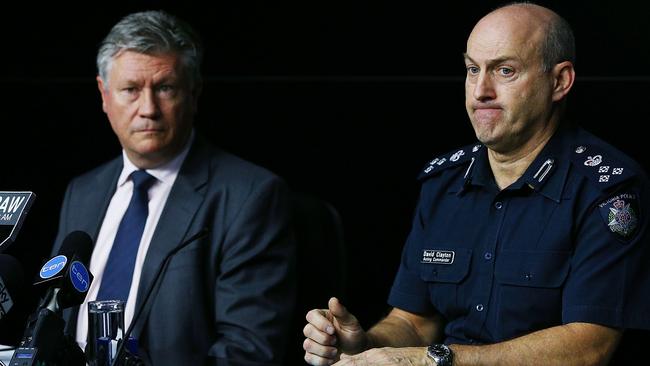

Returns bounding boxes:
[76,136,192,349]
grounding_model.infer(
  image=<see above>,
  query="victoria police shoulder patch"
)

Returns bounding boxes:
[598,192,640,240]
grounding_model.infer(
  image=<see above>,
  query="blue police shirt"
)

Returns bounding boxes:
[388,125,650,344]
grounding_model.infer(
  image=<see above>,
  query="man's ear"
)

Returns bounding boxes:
[551,61,575,102]
[97,76,108,113]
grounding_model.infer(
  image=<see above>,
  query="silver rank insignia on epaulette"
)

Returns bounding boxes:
[450,150,465,162]
[420,144,482,179]
[570,144,636,189]
[423,157,448,174]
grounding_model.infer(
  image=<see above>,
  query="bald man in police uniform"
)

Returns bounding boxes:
[303,3,650,366]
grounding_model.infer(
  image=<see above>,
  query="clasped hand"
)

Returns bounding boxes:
[302,297,431,366]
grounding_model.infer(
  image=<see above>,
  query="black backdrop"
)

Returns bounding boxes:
[1,1,649,364]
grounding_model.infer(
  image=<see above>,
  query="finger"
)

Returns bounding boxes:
[303,338,338,359]
[303,323,337,346]
[328,297,358,327]
[306,308,336,335]
[305,350,336,366]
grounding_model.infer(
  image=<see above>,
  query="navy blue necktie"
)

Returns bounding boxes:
[96,170,156,302]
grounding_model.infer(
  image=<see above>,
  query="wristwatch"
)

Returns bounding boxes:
[426,344,454,366]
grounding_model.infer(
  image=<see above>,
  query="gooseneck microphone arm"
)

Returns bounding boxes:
[111,227,210,366]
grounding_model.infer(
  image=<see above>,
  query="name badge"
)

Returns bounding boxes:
[421,250,455,264]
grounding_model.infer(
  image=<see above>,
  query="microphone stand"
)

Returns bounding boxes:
[11,244,94,366]
[110,228,210,366]
[11,295,86,366]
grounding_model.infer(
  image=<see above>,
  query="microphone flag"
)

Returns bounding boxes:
[0,191,35,252]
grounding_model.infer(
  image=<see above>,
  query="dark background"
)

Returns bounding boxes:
[1,1,649,364]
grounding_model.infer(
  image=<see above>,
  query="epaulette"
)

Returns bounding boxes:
[569,143,639,190]
[418,143,484,181]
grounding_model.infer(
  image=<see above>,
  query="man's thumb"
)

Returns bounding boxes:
[328,297,357,327]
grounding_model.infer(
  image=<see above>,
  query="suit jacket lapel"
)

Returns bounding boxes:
[65,158,122,335]
[87,159,124,240]
[131,139,209,337]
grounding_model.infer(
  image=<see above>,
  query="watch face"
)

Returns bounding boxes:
[427,344,453,366]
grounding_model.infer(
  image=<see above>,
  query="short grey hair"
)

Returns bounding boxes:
[540,12,575,72]
[97,10,203,90]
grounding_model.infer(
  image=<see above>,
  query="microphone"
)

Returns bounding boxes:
[34,231,94,311]
[11,231,94,366]
[0,191,36,253]
[0,254,26,345]
[111,228,210,366]
[0,254,24,320]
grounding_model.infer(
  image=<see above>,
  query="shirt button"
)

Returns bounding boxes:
[476,304,484,312]
[524,273,533,281]
[484,252,492,260]
[494,201,503,209]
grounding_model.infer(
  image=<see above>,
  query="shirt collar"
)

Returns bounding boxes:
[465,147,492,188]
[454,145,496,194]
[460,125,573,202]
[516,125,572,202]
[117,130,195,188]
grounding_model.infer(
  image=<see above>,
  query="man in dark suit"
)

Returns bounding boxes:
[50,10,294,365]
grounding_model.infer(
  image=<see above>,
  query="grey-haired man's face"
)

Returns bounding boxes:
[97,51,197,168]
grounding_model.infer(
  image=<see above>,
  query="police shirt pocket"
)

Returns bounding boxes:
[494,250,570,340]
[494,250,570,288]
[419,248,472,315]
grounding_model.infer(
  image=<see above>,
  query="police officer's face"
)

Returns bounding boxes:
[464,7,556,154]
[97,51,198,169]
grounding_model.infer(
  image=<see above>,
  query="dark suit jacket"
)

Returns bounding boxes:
[52,137,295,365]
